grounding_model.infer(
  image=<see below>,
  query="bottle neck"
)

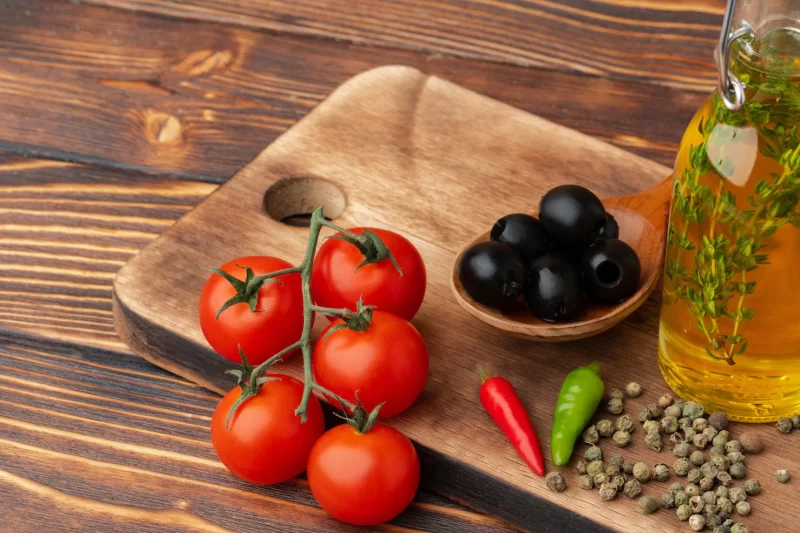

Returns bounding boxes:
[732,0,800,75]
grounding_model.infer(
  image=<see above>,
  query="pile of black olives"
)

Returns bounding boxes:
[458,185,641,322]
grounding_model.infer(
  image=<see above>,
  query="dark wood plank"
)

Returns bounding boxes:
[0,332,517,533]
[0,0,704,182]
[83,0,724,90]
[0,153,216,350]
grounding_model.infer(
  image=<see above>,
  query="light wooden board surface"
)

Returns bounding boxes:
[113,65,800,532]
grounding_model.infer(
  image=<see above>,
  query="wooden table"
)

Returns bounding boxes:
[0,1,720,531]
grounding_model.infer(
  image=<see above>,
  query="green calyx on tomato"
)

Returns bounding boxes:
[328,229,403,274]
[322,296,375,339]
[334,393,384,435]
[223,346,283,428]
[205,263,291,319]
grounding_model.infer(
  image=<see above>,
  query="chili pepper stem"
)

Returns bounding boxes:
[477,364,490,384]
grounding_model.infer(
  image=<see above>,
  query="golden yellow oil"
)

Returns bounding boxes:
[659,29,800,421]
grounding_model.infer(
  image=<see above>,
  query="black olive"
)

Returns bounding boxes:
[490,213,550,263]
[458,241,526,308]
[580,239,641,303]
[539,185,607,249]
[598,213,619,240]
[524,252,583,322]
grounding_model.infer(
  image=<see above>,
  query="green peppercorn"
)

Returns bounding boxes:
[616,414,635,433]
[712,431,729,447]
[694,433,709,449]
[687,469,702,484]
[576,460,587,475]
[701,462,719,479]
[613,430,631,447]
[625,382,642,398]
[653,464,670,482]
[690,450,706,466]
[579,474,593,490]
[684,428,697,442]
[743,479,761,496]
[675,490,690,506]
[608,387,625,400]
[676,504,692,521]
[703,426,719,440]
[730,524,750,533]
[725,440,743,454]
[647,403,663,419]
[546,472,567,492]
[683,401,705,421]
[729,463,746,479]
[633,462,651,483]
[693,418,709,431]
[611,474,626,488]
[689,513,706,531]
[776,468,791,483]
[669,482,684,492]
[710,445,727,457]
[607,397,624,415]
[675,458,690,476]
[660,491,676,509]
[643,420,660,434]
[593,473,608,488]
[610,455,624,468]
[675,442,691,458]
[776,417,793,434]
[685,483,700,497]
[595,419,614,438]
[735,501,750,516]
[679,417,692,430]
[715,486,729,499]
[605,464,620,477]
[584,445,603,462]
[702,491,716,505]
[583,425,600,445]
[669,432,685,449]
[645,431,662,452]
[727,451,745,465]
[716,471,732,487]
[623,478,642,499]
[665,404,683,418]
[622,459,635,475]
[599,481,618,501]
[658,393,674,409]
[587,460,604,477]
[661,416,679,434]
[792,415,800,430]
[711,455,731,472]
[639,495,659,515]
[699,476,715,492]
[638,407,653,423]
[717,496,733,514]
[705,512,721,530]
[728,487,746,504]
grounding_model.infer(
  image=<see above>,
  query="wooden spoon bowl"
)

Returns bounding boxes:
[450,178,672,341]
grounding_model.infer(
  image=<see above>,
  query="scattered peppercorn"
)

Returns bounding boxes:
[647,403,663,419]
[669,432,684,449]
[776,468,791,483]
[596,419,614,438]
[699,476,715,491]
[660,491,676,509]
[607,397,624,415]
[730,524,750,533]
[792,415,800,430]
[608,387,625,400]
[710,445,726,457]
[675,490,690,506]
[684,428,697,442]
[717,496,733,514]
[625,382,642,398]
[715,486,728,499]
[643,420,660,434]
[716,471,732,487]
[587,460,604,477]
[611,474,626,489]
[712,433,729,448]
[674,442,691,458]
[633,462,651,483]
[690,450,706,467]
[593,473,608,488]
[599,481,618,501]
[693,418,709,431]
[701,462,719,479]
[546,472,567,492]
[727,451,745,465]
[664,404,683,418]
[639,495,659,515]
[776,417,794,434]
[676,504,692,521]
[728,487,746,504]
[605,464,621,477]
[725,440,743,454]
[705,513,721,530]
[579,474,593,489]
[735,501,750,516]
[743,479,761,496]
[653,463,670,482]
[638,407,653,423]
[702,491,716,505]
[738,432,763,454]
[689,513,706,531]
[661,416,679,434]
[616,414,635,433]
[729,463,746,479]
[711,455,731,472]
[622,459,635,475]
[623,478,642,499]
[645,431,662,452]
[583,425,600,444]
[685,484,700,497]
[670,482,683,492]
[708,412,728,431]
[703,426,719,440]
[612,430,631,447]
[576,460,587,475]
[693,434,709,449]
[658,393,674,409]
[683,401,705,421]
[584,445,603,462]
[679,417,692,430]
[675,458,690,476]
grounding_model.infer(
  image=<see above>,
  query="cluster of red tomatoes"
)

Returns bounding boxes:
[199,227,429,526]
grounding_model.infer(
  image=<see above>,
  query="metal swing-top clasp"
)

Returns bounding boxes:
[716,0,755,111]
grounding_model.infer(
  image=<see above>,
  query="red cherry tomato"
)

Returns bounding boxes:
[199,256,304,364]
[210,374,324,485]
[311,228,426,321]
[307,423,420,526]
[313,310,428,418]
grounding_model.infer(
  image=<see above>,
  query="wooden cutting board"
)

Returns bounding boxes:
[113,66,796,532]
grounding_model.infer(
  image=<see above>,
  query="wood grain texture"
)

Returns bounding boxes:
[0,153,216,351]
[0,333,516,533]
[453,178,672,341]
[83,0,725,91]
[109,64,765,532]
[0,0,705,182]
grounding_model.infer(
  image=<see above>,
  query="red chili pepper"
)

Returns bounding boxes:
[478,365,545,476]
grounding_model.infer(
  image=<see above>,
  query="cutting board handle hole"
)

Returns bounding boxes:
[264,177,346,227]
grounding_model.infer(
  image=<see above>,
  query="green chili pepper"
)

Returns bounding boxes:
[551,361,604,466]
